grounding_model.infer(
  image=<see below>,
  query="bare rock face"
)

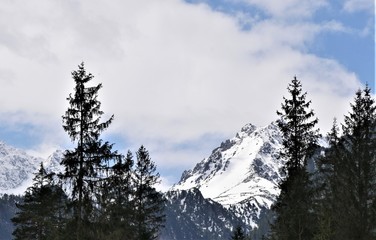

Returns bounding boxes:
[172,122,286,229]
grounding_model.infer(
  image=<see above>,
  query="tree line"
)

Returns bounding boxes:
[10,63,376,240]
[11,63,165,240]
[231,77,375,240]
[268,77,376,240]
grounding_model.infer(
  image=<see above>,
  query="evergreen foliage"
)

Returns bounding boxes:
[317,85,376,240]
[9,63,165,240]
[21,65,376,240]
[12,163,67,240]
[271,76,320,240]
[99,150,135,239]
[133,145,165,240]
[60,62,121,239]
[314,119,340,240]
[276,77,320,173]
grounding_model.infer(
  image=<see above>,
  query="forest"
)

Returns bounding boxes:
[267,77,375,240]
[7,64,376,240]
[11,63,165,240]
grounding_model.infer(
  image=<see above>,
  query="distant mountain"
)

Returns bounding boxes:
[171,122,286,232]
[0,143,64,240]
[0,123,291,240]
[0,141,63,195]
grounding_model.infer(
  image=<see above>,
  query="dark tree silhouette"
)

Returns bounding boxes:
[317,86,376,239]
[271,77,320,240]
[133,145,165,240]
[12,163,67,240]
[61,62,120,239]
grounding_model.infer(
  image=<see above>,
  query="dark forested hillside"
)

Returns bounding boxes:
[161,188,247,240]
[0,194,21,240]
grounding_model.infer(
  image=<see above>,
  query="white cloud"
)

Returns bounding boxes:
[25,143,61,160]
[343,0,374,13]
[0,0,363,184]
[239,0,328,19]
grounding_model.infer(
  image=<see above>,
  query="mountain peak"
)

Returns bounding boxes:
[0,143,64,195]
[237,123,257,137]
[172,122,285,228]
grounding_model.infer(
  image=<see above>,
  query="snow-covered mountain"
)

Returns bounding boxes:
[172,122,286,228]
[0,123,287,239]
[0,141,63,195]
[44,149,64,174]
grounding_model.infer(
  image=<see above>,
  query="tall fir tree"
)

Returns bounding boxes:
[12,163,67,240]
[271,77,320,240]
[133,145,165,240]
[342,85,376,239]
[61,62,120,239]
[325,86,376,239]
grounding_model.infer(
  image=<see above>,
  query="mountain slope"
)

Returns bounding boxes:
[0,123,285,238]
[0,194,21,240]
[0,142,63,195]
[161,188,246,240]
[172,122,286,228]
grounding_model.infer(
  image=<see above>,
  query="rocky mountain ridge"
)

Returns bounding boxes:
[0,141,63,195]
[172,122,286,228]
[0,122,289,239]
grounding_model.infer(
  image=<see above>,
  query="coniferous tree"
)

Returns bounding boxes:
[340,85,376,239]
[319,86,376,239]
[314,119,340,240]
[99,151,135,239]
[133,145,165,240]
[271,76,320,240]
[61,62,120,239]
[12,163,67,240]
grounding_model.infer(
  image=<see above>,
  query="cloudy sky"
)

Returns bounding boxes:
[0,0,374,190]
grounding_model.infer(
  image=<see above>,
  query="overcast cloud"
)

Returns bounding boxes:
[0,0,370,189]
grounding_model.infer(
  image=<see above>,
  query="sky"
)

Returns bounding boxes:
[0,0,374,190]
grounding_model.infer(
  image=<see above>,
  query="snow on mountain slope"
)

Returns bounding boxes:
[172,122,286,227]
[0,141,64,195]
[44,149,64,174]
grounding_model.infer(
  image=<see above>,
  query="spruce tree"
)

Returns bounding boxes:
[99,151,135,239]
[12,163,67,240]
[343,86,376,239]
[133,145,165,240]
[271,76,320,240]
[61,62,120,239]
[314,119,340,240]
[315,86,376,240]
[332,86,376,239]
